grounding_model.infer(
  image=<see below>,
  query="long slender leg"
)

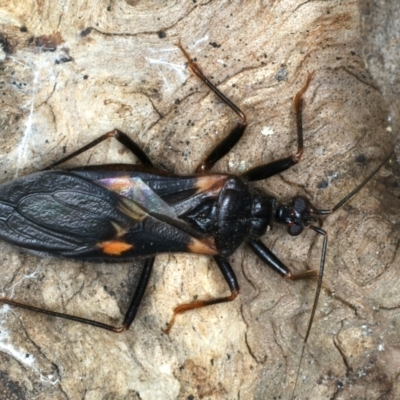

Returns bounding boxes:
[120,257,154,330]
[163,255,239,334]
[241,72,314,182]
[0,258,155,332]
[44,128,154,170]
[247,239,317,280]
[176,43,247,173]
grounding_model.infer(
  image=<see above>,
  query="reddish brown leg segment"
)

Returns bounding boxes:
[163,255,239,334]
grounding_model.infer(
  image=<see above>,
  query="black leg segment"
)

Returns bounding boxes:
[44,128,154,170]
[121,257,155,330]
[247,239,317,280]
[241,73,314,182]
[176,43,247,173]
[0,258,156,332]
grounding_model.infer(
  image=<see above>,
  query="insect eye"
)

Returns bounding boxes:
[288,223,303,236]
[293,197,308,213]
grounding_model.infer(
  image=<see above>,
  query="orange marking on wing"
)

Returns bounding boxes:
[99,176,131,192]
[194,175,228,195]
[98,241,133,255]
[187,237,217,255]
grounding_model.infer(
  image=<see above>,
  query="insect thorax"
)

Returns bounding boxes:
[181,177,276,257]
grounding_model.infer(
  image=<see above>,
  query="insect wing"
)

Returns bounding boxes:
[72,168,228,217]
[0,171,215,260]
[96,176,179,219]
[0,171,127,252]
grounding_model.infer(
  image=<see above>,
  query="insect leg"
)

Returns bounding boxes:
[163,255,239,334]
[176,43,247,173]
[0,297,121,332]
[44,128,154,170]
[0,257,155,332]
[242,73,314,182]
[120,257,155,330]
[247,239,317,280]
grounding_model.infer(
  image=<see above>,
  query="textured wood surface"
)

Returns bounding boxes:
[359,0,400,163]
[0,1,397,399]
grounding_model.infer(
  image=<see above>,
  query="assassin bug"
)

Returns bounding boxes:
[0,43,390,367]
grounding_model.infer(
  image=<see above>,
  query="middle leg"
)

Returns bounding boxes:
[163,255,239,334]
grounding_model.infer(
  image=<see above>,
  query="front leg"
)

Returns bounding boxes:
[241,73,314,182]
[247,239,317,280]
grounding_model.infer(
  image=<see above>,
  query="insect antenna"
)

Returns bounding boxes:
[291,150,393,399]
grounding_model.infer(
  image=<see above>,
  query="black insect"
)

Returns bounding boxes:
[0,44,390,358]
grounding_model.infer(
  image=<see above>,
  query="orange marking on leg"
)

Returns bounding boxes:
[293,71,314,111]
[163,291,239,334]
[285,269,317,281]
